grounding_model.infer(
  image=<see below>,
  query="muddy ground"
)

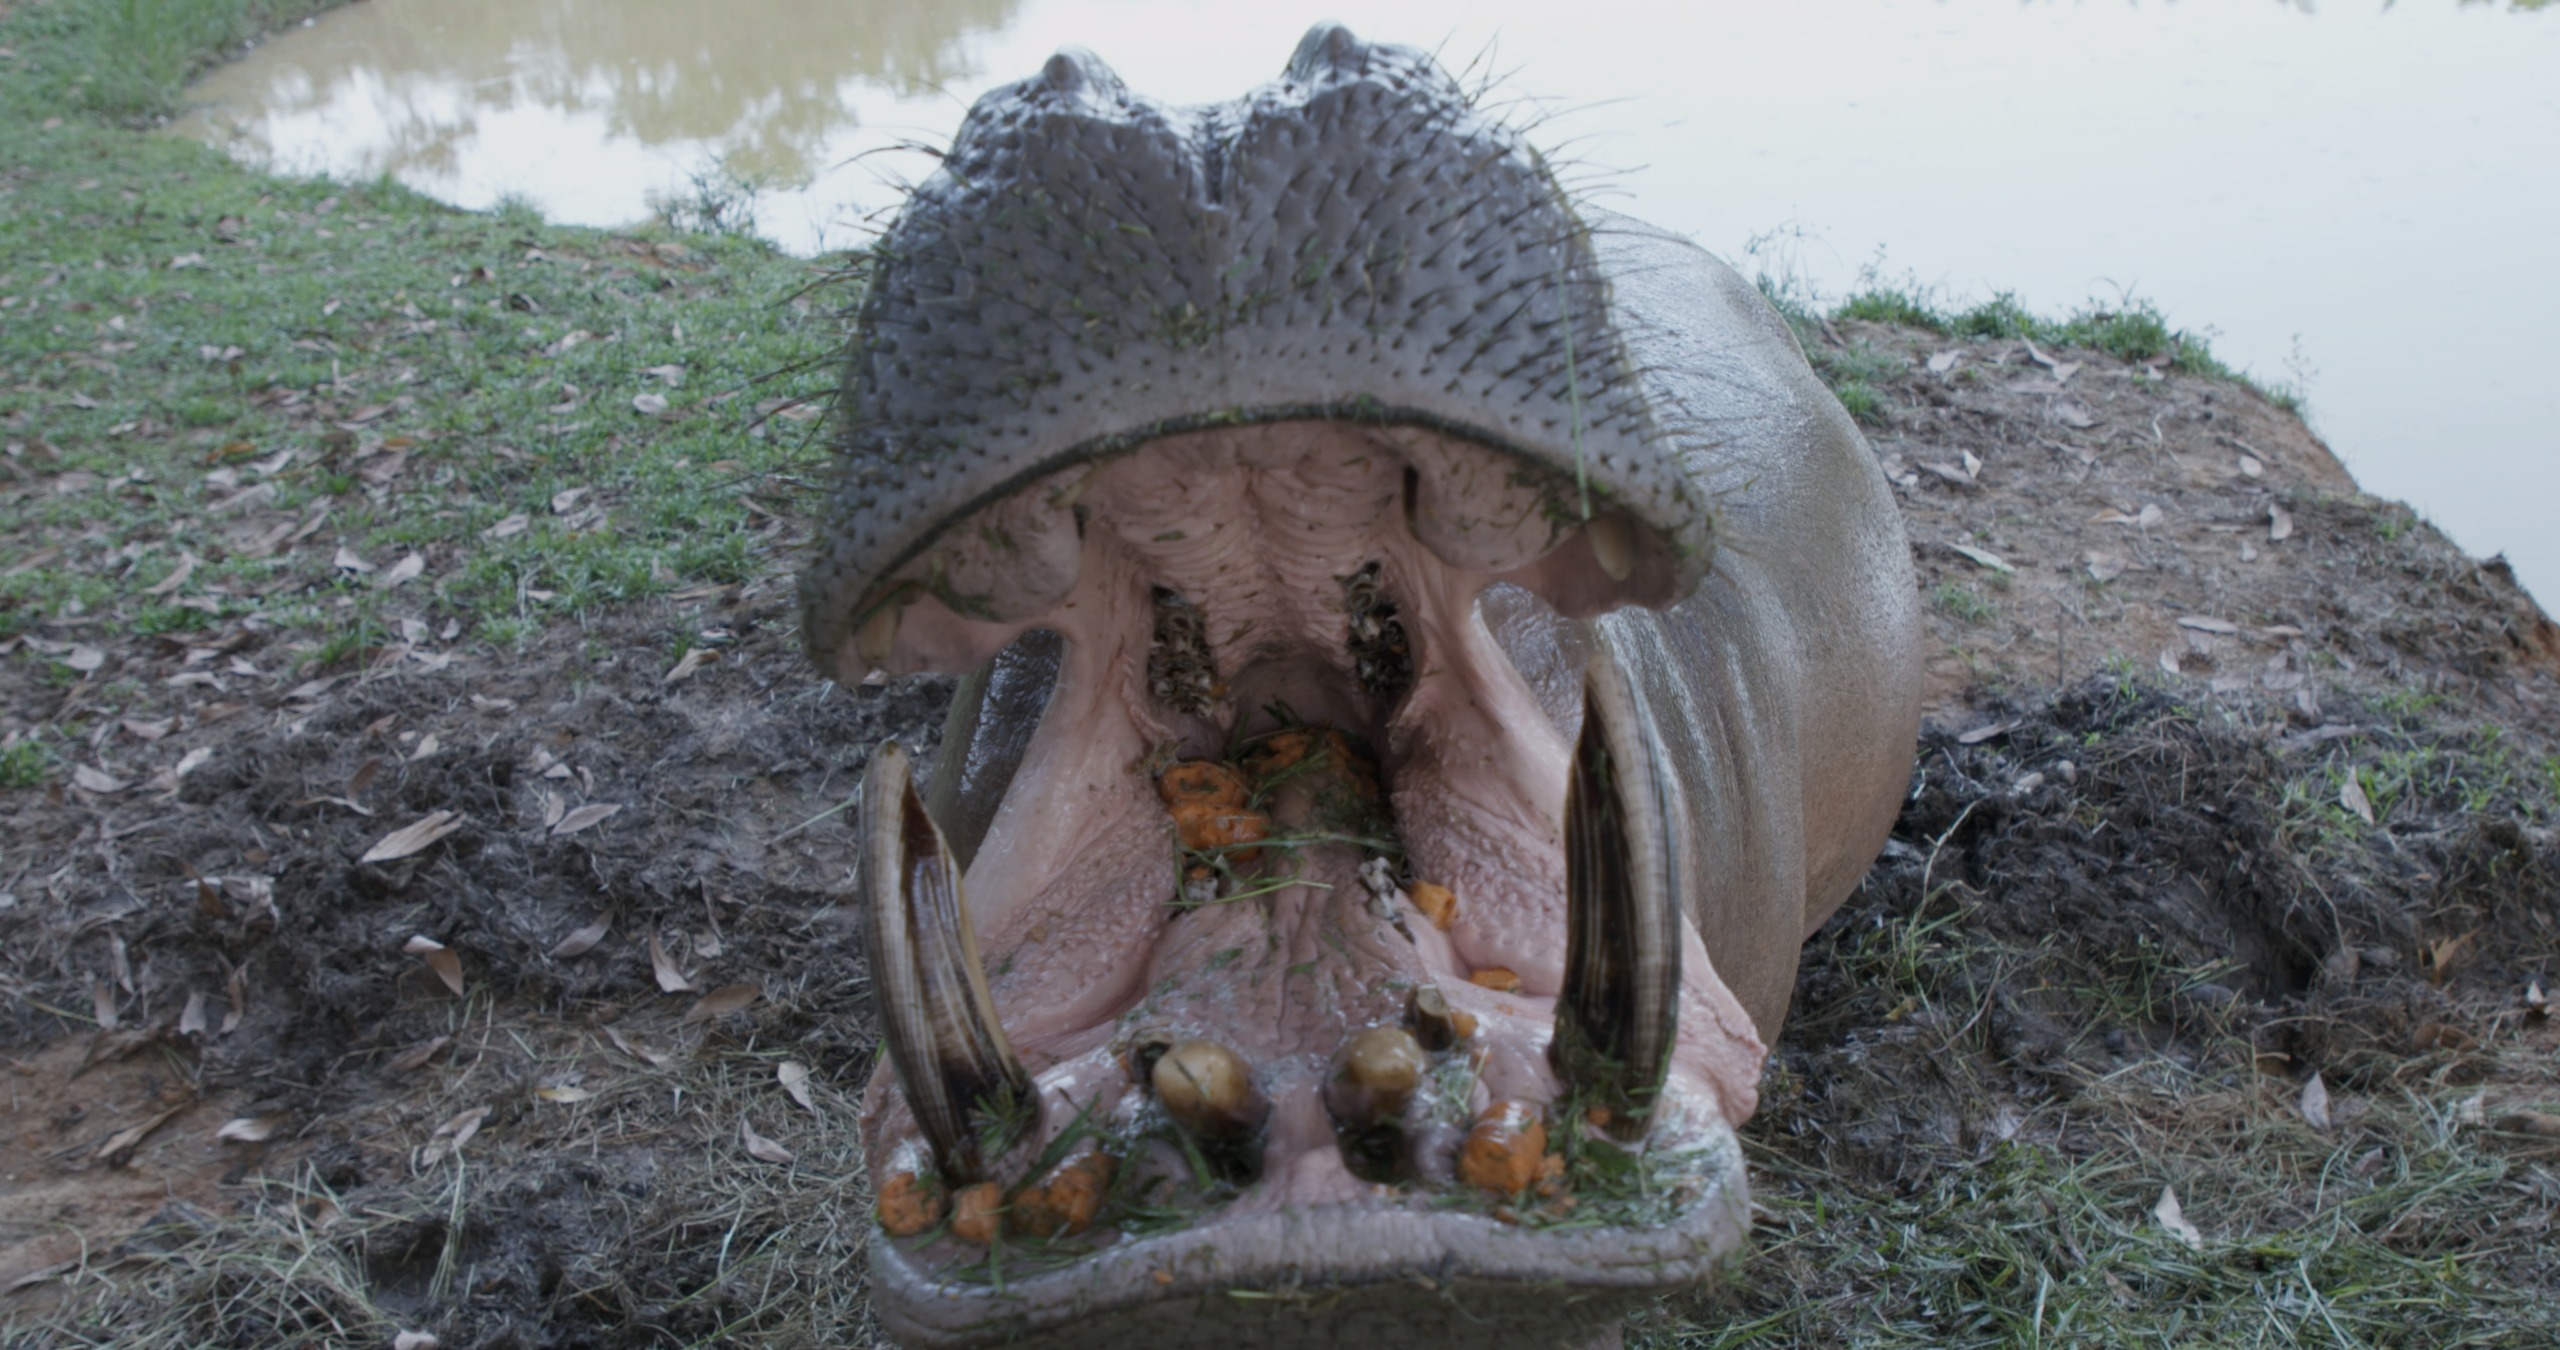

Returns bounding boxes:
[3,323,2557,1346]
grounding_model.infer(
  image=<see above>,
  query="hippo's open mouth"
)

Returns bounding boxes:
[797,24,1824,1350]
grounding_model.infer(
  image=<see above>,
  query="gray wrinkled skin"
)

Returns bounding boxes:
[802,23,1708,662]
[802,22,1921,1349]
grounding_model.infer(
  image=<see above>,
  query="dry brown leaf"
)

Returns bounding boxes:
[631,392,670,417]
[682,983,761,1024]
[388,1034,450,1073]
[1926,350,1959,374]
[1956,720,2018,746]
[144,551,198,596]
[551,802,622,837]
[2423,932,2476,986]
[380,551,425,588]
[2299,1072,2332,1130]
[778,1060,817,1114]
[741,1116,794,1165]
[535,1085,594,1104]
[2153,1184,2204,1250]
[73,764,130,794]
[347,756,383,796]
[2269,503,2295,542]
[663,647,717,684]
[2339,771,2374,825]
[552,920,609,958]
[332,545,374,573]
[216,1113,287,1143]
[179,991,208,1038]
[66,644,105,673]
[394,1332,441,1350]
[650,932,696,993]
[2084,552,2127,582]
[1950,544,2011,573]
[606,1025,671,1068]
[2177,616,2240,635]
[90,977,119,1032]
[418,1105,491,1168]
[95,1104,187,1166]
[2527,979,2549,1018]
[364,811,462,863]
[2238,453,2265,478]
[403,935,465,997]
[483,512,529,541]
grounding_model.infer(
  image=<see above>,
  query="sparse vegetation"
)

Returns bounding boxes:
[5,3,2557,1348]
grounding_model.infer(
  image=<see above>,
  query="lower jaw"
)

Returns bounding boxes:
[867,1122,1751,1350]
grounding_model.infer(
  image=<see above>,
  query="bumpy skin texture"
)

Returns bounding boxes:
[800,23,1709,663]
[804,23,1921,1350]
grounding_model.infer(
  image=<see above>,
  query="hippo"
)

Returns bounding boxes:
[798,22,1920,1348]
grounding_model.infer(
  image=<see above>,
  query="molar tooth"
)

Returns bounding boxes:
[1550,650,1682,1139]
[860,742,1038,1185]
[1149,1039,1267,1142]
[1407,985,1463,1053]
[1324,1026,1428,1127]
[1325,1026,1430,1182]
[1585,512,1636,582]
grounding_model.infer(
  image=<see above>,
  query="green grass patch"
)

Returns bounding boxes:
[1776,273,2306,415]
[0,0,843,671]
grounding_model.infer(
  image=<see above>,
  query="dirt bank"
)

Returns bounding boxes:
[3,314,2556,1345]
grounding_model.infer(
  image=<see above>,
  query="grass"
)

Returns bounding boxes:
[0,1,841,706]
[1756,269,2308,417]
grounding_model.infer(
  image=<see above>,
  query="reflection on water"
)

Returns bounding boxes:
[179,0,1019,239]
[177,0,2560,606]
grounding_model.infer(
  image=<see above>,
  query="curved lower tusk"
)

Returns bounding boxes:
[861,742,1037,1184]
[1550,649,1682,1138]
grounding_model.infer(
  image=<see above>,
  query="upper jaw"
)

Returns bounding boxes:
[797,21,1716,675]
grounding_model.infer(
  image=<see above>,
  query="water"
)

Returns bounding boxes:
[175,0,2560,608]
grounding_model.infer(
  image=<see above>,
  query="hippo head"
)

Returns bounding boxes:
[798,22,1893,1349]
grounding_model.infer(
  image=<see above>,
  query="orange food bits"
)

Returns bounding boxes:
[1408,881,1458,931]
[949,1181,1004,1245]
[1449,1010,1479,1040]
[1169,801,1268,859]
[1457,1099,1549,1196]
[1010,1147,1116,1238]
[876,1170,945,1237]
[1157,760,1248,809]
[1467,967,1522,993]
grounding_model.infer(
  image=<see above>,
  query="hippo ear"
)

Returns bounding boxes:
[1285,22,1370,81]
[1037,46,1128,105]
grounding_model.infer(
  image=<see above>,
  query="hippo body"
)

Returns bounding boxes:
[802,25,1919,1348]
